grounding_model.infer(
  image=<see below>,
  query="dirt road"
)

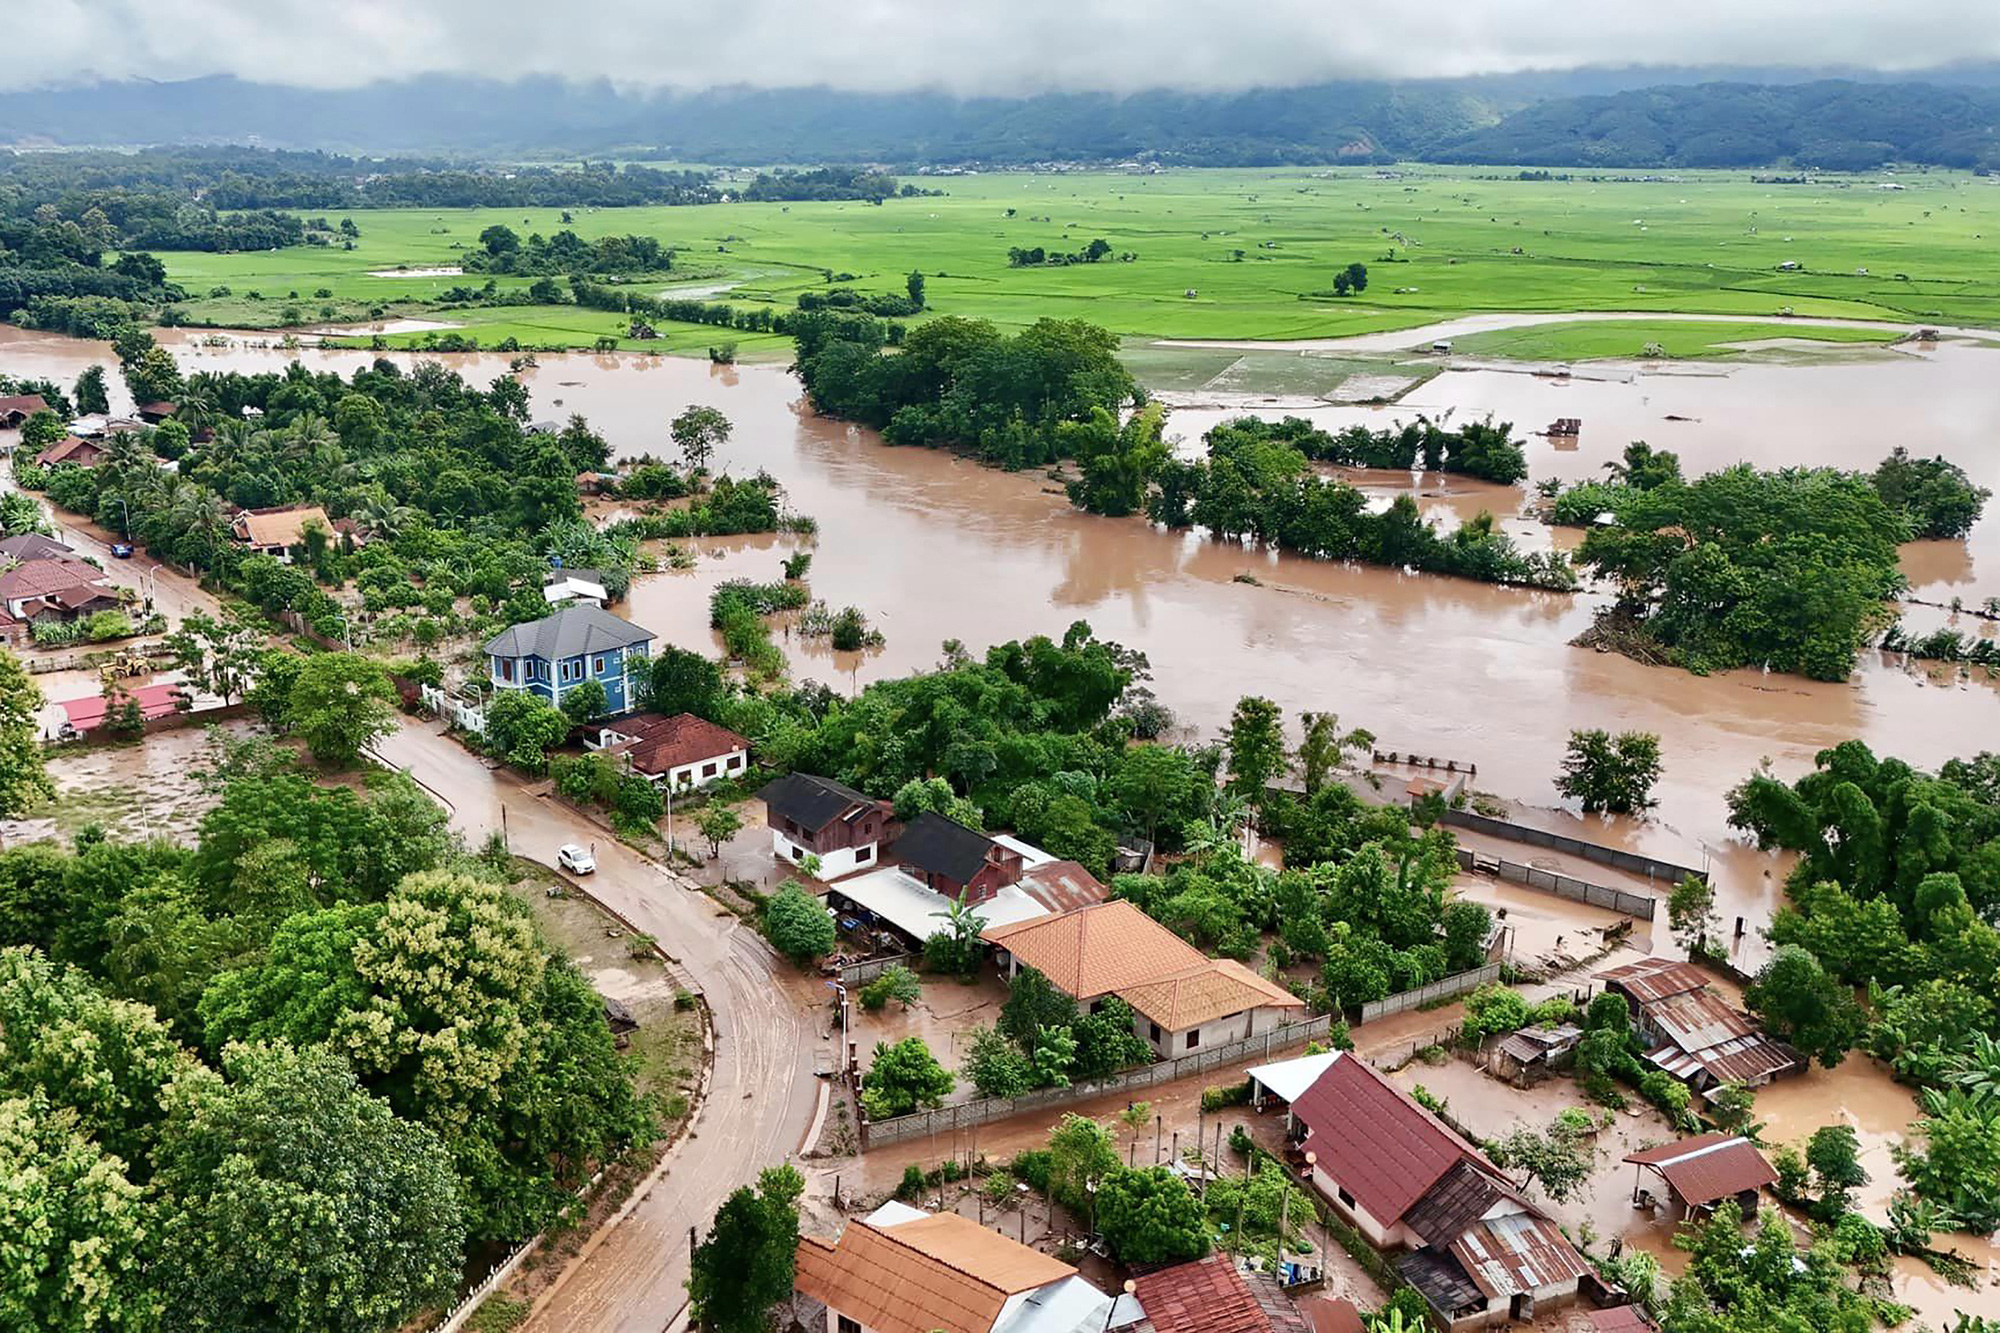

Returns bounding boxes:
[372,716,828,1333]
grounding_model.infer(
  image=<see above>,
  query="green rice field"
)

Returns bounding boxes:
[155,165,2000,359]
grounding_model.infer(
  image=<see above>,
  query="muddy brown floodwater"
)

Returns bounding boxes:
[5,325,2000,957]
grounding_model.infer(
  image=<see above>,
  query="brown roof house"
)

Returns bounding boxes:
[1624,1132,1777,1221]
[1286,1052,1590,1330]
[1128,1254,1311,1333]
[231,505,347,563]
[0,393,50,428]
[35,436,108,469]
[823,818,1111,951]
[595,712,749,789]
[983,900,1303,1058]
[793,1201,1115,1333]
[759,772,888,880]
[0,556,112,621]
[1597,958,1799,1098]
[136,401,177,424]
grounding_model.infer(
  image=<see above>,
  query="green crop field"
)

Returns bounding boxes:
[155,165,2000,363]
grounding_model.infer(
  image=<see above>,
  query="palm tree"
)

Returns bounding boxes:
[1946,1032,2000,1111]
[355,493,416,540]
[929,894,988,973]
[176,390,217,439]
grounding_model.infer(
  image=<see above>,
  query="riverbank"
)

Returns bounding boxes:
[5,322,1998,962]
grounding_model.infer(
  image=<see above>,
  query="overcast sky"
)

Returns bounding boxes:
[26,0,2000,95]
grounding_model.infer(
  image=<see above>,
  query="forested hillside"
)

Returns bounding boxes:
[3,72,1998,169]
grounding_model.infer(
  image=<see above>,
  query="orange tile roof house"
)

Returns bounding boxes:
[982,900,1303,1057]
[230,505,344,561]
[794,1202,1113,1333]
[0,556,111,620]
[1286,1053,1589,1331]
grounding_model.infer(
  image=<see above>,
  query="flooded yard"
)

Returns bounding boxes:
[0,719,258,845]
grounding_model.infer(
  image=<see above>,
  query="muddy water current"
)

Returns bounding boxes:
[4,326,1999,966]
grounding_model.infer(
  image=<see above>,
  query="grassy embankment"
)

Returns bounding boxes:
[152,166,2000,365]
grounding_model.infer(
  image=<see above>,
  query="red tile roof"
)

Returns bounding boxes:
[0,393,50,420]
[1623,1134,1776,1206]
[603,712,748,776]
[60,683,187,733]
[0,557,106,602]
[1132,1255,1310,1333]
[1588,1306,1660,1333]
[1289,1053,1489,1226]
[1295,1297,1365,1333]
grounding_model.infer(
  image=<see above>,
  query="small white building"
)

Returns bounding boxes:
[543,567,611,606]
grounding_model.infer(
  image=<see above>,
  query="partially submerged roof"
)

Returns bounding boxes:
[758,771,879,833]
[1289,1051,1489,1226]
[1587,1306,1660,1333]
[1130,1254,1310,1333]
[483,603,655,661]
[1448,1210,1590,1300]
[1624,1134,1777,1206]
[233,504,334,548]
[897,810,1004,885]
[1597,957,1709,1004]
[794,1209,1077,1333]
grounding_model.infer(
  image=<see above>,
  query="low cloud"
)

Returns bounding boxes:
[25,0,2000,94]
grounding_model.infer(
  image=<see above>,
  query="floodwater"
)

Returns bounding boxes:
[1389,1055,2000,1325]
[5,325,2000,963]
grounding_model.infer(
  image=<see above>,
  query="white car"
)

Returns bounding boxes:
[557,844,597,875]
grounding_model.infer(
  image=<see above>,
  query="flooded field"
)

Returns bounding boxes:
[4,325,1998,956]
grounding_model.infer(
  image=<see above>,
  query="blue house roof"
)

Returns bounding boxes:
[484,604,655,660]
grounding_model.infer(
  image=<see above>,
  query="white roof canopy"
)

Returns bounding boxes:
[1246,1050,1343,1104]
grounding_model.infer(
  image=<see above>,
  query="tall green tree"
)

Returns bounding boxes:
[763,884,835,964]
[1224,695,1285,803]
[688,1163,804,1333]
[0,651,52,823]
[285,652,397,767]
[1744,944,1866,1068]
[0,1094,159,1333]
[1555,729,1662,813]
[644,645,725,718]
[671,406,732,472]
[151,1041,464,1333]
[1095,1165,1208,1265]
[861,1037,955,1119]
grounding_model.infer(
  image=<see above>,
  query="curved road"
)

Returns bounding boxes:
[373,716,827,1333]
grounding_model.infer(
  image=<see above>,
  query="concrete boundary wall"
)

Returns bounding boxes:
[861,1014,1335,1149]
[1440,808,1704,887]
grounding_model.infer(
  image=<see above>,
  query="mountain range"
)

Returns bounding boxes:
[3,67,1997,170]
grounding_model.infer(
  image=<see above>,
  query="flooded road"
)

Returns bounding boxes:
[5,326,1999,957]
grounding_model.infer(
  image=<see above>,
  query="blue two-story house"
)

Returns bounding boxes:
[484,604,655,715]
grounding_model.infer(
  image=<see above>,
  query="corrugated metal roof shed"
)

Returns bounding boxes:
[1596,957,1709,1004]
[1448,1210,1591,1299]
[1624,1134,1778,1206]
